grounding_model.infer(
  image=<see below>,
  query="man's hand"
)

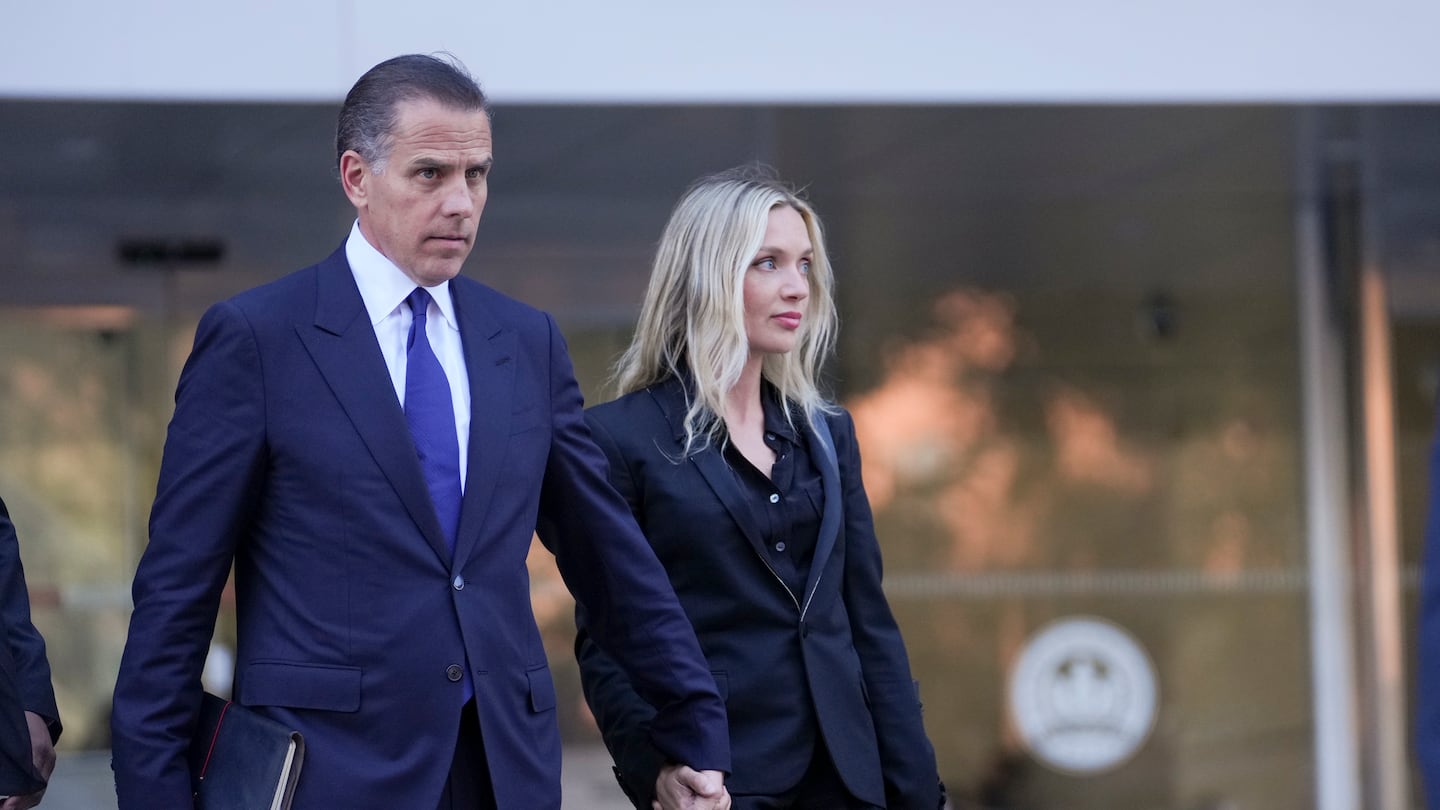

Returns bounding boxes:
[0,711,55,809]
[652,764,730,810]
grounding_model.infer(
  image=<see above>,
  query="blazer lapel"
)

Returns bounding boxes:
[647,379,773,567]
[801,411,843,613]
[450,280,516,569]
[296,247,453,565]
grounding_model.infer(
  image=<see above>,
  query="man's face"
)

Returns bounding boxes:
[341,97,493,287]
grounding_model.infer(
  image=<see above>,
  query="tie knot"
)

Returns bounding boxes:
[407,287,434,319]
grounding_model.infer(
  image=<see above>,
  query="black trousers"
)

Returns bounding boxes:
[730,736,881,810]
[436,699,496,810]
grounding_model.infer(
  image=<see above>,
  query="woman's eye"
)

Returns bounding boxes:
[755,258,777,270]
[800,259,812,274]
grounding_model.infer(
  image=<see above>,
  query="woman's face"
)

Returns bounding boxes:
[743,205,812,358]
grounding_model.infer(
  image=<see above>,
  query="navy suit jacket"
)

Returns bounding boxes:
[111,247,728,809]
[575,378,940,809]
[0,496,60,797]
[1418,418,1440,809]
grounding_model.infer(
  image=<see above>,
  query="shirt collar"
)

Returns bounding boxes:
[760,383,800,444]
[345,221,459,331]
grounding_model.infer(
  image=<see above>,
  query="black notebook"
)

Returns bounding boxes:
[188,692,305,810]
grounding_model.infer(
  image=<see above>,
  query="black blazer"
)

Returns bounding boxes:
[576,377,940,809]
[0,497,60,797]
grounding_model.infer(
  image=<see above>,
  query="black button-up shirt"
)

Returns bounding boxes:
[723,390,825,598]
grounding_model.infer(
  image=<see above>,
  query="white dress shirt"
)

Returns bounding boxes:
[345,221,471,488]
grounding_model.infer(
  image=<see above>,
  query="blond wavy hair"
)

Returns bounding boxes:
[613,166,838,455]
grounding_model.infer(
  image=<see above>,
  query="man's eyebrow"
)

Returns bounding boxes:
[406,155,494,169]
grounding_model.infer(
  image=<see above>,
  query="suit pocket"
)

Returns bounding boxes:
[526,665,556,713]
[238,661,362,712]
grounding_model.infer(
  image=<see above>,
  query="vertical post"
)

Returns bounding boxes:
[1355,116,1411,808]
[1296,111,1362,810]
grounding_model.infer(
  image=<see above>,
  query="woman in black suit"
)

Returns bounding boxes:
[575,166,943,810]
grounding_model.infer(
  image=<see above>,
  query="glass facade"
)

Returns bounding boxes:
[789,107,1311,808]
[0,307,179,749]
[1,100,1437,807]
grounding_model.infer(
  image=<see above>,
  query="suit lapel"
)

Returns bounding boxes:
[648,380,773,567]
[451,280,516,568]
[802,412,843,611]
[296,248,453,565]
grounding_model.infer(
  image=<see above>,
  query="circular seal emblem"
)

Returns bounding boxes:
[1007,616,1157,775]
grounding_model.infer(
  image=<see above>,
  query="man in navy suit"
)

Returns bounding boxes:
[0,496,60,809]
[110,54,730,810]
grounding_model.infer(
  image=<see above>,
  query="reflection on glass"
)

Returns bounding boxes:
[840,282,1310,808]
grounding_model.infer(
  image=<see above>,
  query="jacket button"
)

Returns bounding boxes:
[453,575,465,591]
[768,493,780,504]
[446,664,463,682]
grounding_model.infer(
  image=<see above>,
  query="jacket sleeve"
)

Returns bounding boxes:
[0,497,61,742]
[110,301,268,809]
[831,409,943,810]
[532,319,728,804]
[1416,417,1440,810]
[569,412,670,808]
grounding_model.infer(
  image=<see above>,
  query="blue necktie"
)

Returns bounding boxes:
[404,288,462,556]
[405,288,473,704]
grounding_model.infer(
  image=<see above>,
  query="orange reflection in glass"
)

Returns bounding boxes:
[1044,386,1152,494]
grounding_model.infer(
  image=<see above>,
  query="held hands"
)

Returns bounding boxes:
[0,711,56,810]
[652,764,730,810]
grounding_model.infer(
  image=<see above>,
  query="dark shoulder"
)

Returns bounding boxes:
[451,274,550,329]
[815,402,860,449]
[583,386,673,466]
[588,376,690,443]
[460,275,544,317]
[586,385,665,431]
[226,263,323,315]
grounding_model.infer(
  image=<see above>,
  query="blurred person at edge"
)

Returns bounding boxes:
[1416,406,1440,809]
[0,496,61,809]
[574,166,946,810]
[109,53,729,810]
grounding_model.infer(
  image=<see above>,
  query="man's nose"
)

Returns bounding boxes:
[440,177,475,217]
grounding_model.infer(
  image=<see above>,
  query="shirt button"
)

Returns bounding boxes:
[775,542,787,552]
[765,432,776,441]
[768,493,780,504]
[445,664,463,682]
[453,575,465,591]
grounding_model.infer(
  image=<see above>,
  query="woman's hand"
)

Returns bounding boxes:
[652,764,730,810]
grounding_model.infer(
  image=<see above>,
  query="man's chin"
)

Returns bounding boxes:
[410,261,467,287]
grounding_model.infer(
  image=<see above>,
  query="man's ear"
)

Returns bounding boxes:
[340,150,369,208]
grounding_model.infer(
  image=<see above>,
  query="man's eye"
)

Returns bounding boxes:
[419,168,437,179]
